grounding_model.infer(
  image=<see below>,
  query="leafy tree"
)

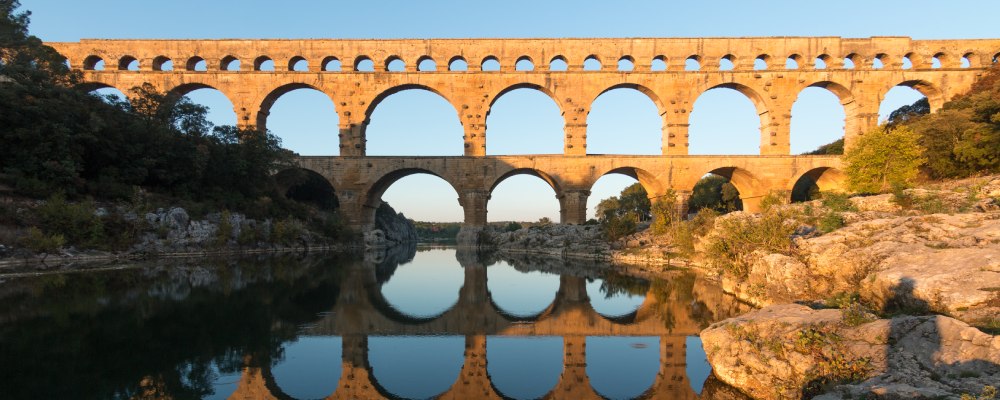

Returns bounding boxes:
[803,138,844,155]
[844,125,926,193]
[688,175,741,213]
[885,97,929,129]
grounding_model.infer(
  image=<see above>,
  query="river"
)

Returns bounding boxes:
[0,244,752,399]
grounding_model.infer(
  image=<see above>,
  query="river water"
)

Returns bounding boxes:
[0,245,752,399]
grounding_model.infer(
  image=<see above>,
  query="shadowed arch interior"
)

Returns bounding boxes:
[790,167,846,202]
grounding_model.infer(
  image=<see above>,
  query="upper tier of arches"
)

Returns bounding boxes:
[56,37,1000,73]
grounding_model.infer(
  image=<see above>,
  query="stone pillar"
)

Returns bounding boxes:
[760,100,791,155]
[558,276,590,303]
[663,111,690,155]
[558,189,590,225]
[463,122,486,156]
[457,189,490,245]
[564,123,587,155]
[438,335,496,400]
[647,336,697,400]
[549,335,598,399]
[844,99,880,152]
[460,262,488,305]
[741,194,763,214]
[669,190,692,220]
[339,121,368,156]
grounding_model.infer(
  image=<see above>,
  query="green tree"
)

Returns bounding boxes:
[688,175,742,213]
[844,125,926,193]
[803,138,844,155]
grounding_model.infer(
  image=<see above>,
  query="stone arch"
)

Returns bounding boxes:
[253,56,272,71]
[549,55,568,71]
[699,82,772,133]
[592,166,667,200]
[587,84,667,155]
[364,83,461,122]
[794,80,855,150]
[384,55,405,71]
[886,79,944,111]
[686,166,763,211]
[872,53,889,69]
[685,54,702,70]
[961,52,979,68]
[321,56,341,71]
[117,55,138,71]
[416,55,437,71]
[364,168,462,221]
[488,168,561,196]
[487,293,559,322]
[152,55,172,71]
[651,55,667,71]
[932,52,952,68]
[583,54,602,70]
[815,54,832,69]
[487,83,565,121]
[755,54,771,70]
[354,55,374,71]
[719,54,737,70]
[273,167,340,211]
[448,55,468,71]
[789,167,846,202]
[287,55,308,71]
[82,55,104,70]
[185,56,206,71]
[220,55,239,71]
[481,55,501,71]
[258,82,336,131]
[786,53,803,69]
[843,53,860,69]
[618,55,635,71]
[515,55,535,71]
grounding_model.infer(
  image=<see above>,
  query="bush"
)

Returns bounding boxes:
[844,125,926,193]
[20,227,65,254]
[36,194,104,247]
[271,218,303,246]
[705,210,796,279]
[820,192,856,212]
[650,191,677,236]
[817,212,845,233]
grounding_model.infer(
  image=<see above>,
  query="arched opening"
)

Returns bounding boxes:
[118,56,138,71]
[685,55,701,71]
[366,86,463,156]
[220,56,240,71]
[83,55,104,71]
[814,54,830,69]
[186,56,207,72]
[448,56,468,71]
[288,56,308,71]
[872,54,887,69]
[172,85,238,129]
[586,86,662,155]
[791,167,846,202]
[754,54,770,70]
[417,56,436,71]
[386,56,406,72]
[688,167,756,213]
[549,55,568,71]
[786,54,801,69]
[487,336,562,399]
[274,168,339,211]
[689,85,764,155]
[259,85,338,155]
[688,173,742,214]
[86,85,129,106]
[618,56,635,71]
[322,56,341,71]
[994,52,1000,64]
[587,168,661,222]
[650,55,667,71]
[902,54,914,69]
[368,335,464,399]
[375,170,463,227]
[271,337,342,399]
[486,259,560,318]
[486,86,563,155]
[515,56,534,71]
[354,56,374,72]
[719,55,735,71]
[961,53,974,68]
[587,336,660,399]
[151,56,172,71]
[481,56,501,71]
[254,56,274,71]
[587,273,649,320]
[583,55,602,71]
[791,85,847,154]
[488,171,560,223]
[879,83,934,123]
[843,54,858,69]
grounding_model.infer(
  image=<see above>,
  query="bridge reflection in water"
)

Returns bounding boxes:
[227,245,752,400]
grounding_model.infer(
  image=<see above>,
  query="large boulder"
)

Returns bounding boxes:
[702,304,1000,400]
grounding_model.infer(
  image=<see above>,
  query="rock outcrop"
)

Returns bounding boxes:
[702,304,1000,400]
[364,203,416,248]
[481,223,611,259]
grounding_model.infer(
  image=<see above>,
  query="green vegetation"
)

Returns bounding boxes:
[844,125,926,193]
[803,138,844,155]
[688,175,742,213]
[596,183,651,240]
[704,210,796,279]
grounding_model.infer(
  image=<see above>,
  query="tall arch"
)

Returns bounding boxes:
[258,83,339,155]
[488,168,561,223]
[486,83,565,155]
[166,83,238,128]
[587,84,665,155]
[689,83,771,155]
[791,81,853,154]
[364,84,463,156]
[887,80,944,111]
[365,168,461,221]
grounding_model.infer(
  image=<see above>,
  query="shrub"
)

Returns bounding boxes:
[705,210,796,279]
[817,212,845,234]
[820,192,856,212]
[272,218,303,246]
[844,125,926,193]
[20,227,65,254]
[650,192,677,236]
[36,194,105,247]
[214,210,233,247]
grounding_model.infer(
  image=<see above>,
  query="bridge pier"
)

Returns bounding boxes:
[558,189,591,224]
[457,189,490,245]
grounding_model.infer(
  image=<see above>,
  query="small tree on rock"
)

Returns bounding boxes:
[844,126,926,193]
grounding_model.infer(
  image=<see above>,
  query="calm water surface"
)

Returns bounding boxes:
[0,245,751,399]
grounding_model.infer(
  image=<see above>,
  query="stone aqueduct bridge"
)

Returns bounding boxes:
[51,37,999,229]
[221,252,750,399]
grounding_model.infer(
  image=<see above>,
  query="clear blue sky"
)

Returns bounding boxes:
[20,0,998,222]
